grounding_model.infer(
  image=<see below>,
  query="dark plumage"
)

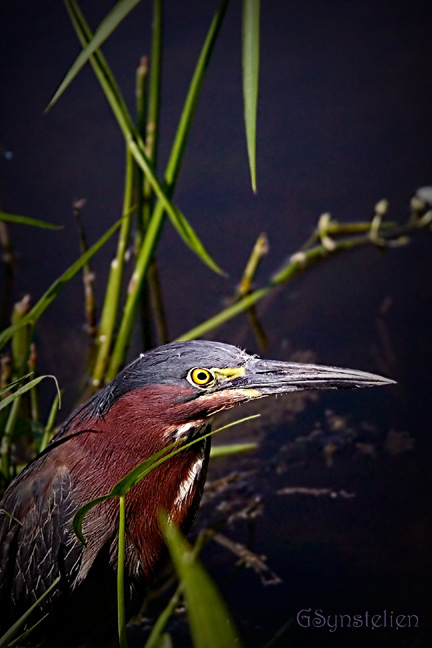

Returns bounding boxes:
[0,340,394,646]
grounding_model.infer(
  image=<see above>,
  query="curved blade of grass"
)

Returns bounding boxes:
[65,0,221,276]
[0,218,122,351]
[46,0,141,111]
[0,576,60,648]
[0,212,62,230]
[73,414,259,544]
[0,373,33,397]
[0,375,59,412]
[159,513,242,648]
[242,0,260,192]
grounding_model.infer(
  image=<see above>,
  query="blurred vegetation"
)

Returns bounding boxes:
[0,1,431,646]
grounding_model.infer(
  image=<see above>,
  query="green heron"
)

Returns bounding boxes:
[0,340,394,645]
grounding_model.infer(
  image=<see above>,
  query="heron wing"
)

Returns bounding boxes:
[0,457,82,631]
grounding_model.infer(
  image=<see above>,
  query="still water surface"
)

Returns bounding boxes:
[1,1,431,646]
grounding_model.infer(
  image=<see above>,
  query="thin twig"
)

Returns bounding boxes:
[178,213,430,342]
[73,199,97,337]
[211,531,282,585]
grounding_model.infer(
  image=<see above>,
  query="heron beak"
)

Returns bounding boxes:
[238,357,396,395]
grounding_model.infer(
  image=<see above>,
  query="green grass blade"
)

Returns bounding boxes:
[177,230,375,342]
[46,0,141,111]
[178,286,270,342]
[106,0,230,379]
[66,0,135,131]
[117,495,128,648]
[7,615,48,648]
[0,373,33,397]
[144,584,182,648]
[65,0,221,276]
[162,0,229,190]
[0,211,62,230]
[127,139,223,274]
[0,375,59,412]
[73,494,112,545]
[0,576,60,648]
[210,442,258,458]
[73,415,259,543]
[109,415,260,499]
[0,219,122,351]
[39,391,62,453]
[242,0,260,192]
[159,513,243,648]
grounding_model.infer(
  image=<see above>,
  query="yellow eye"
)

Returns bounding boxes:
[187,368,215,388]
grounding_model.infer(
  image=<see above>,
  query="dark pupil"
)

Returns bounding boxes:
[197,371,208,382]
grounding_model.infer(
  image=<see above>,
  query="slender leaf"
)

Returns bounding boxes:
[0,375,59,412]
[117,495,128,648]
[0,576,60,648]
[46,0,142,111]
[65,1,221,276]
[144,584,182,648]
[162,0,229,190]
[0,218,122,351]
[210,442,258,458]
[0,509,22,525]
[242,0,260,192]
[160,513,242,648]
[107,0,230,379]
[66,0,134,132]
[39,391,62,453]
[128,138,223,274]
[73,415,259,544]
[0,212,62,230]
[0,373,33,398]
[7,616,48,648]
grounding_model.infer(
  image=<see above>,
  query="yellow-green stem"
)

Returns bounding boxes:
[178,234,372,341]
[117,495,128,648]
[1,395,21,480]
[91,150,134,388]
[107,0,229,378]
[39,392,61,453]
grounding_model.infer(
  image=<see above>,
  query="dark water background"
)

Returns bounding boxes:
[1,1,431,646]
